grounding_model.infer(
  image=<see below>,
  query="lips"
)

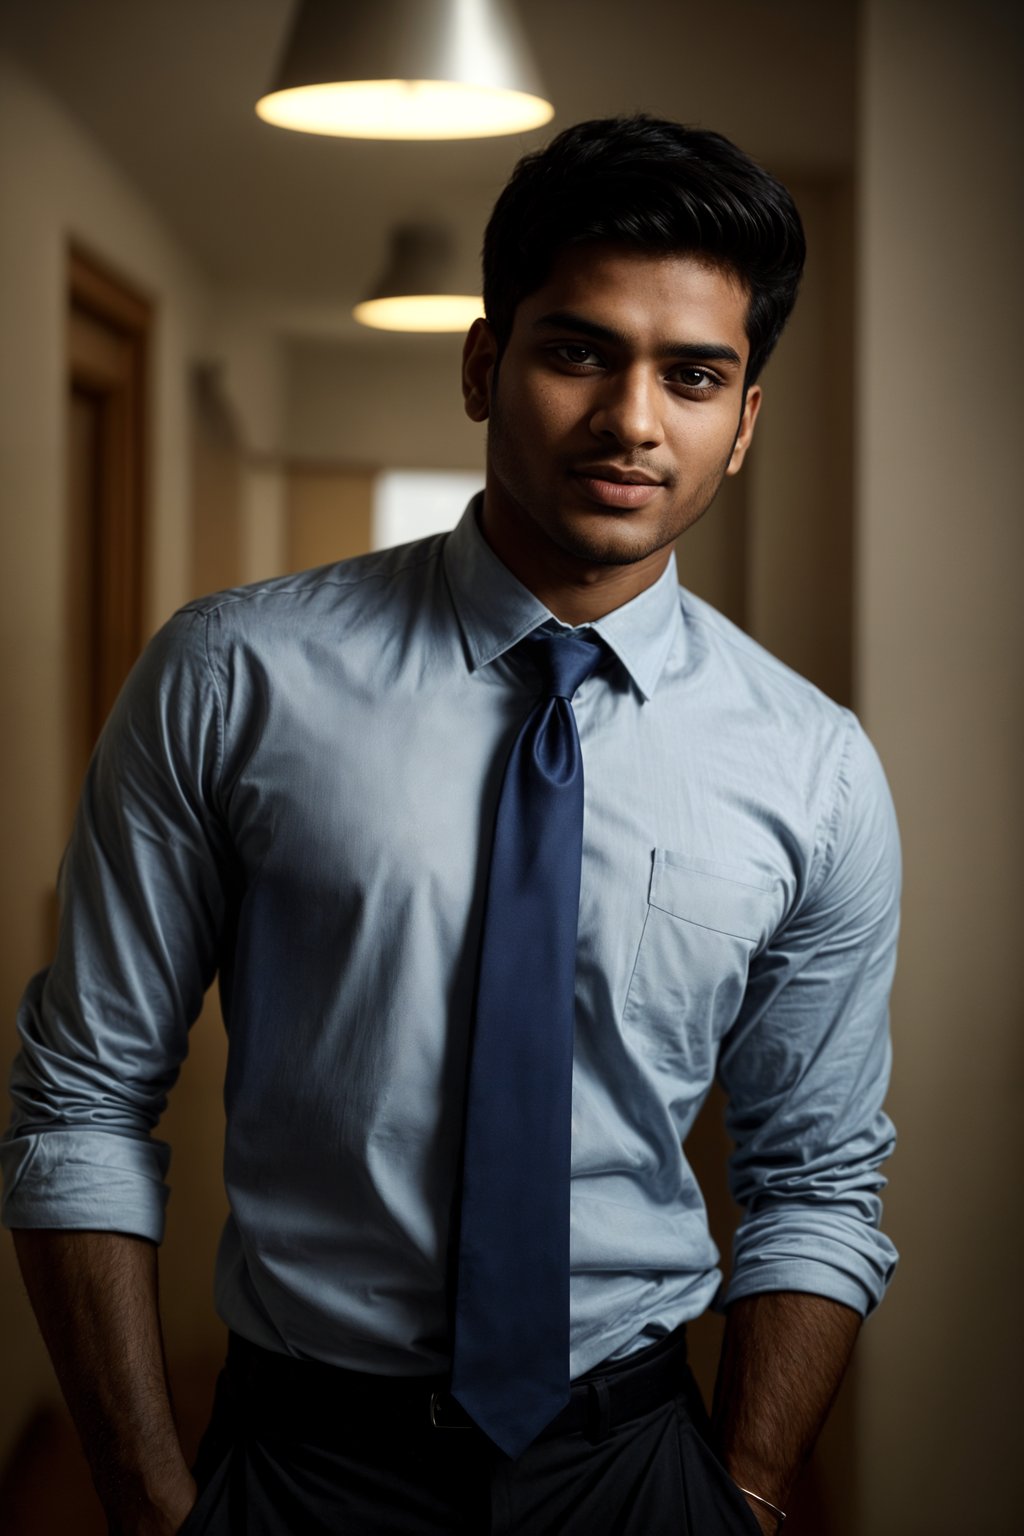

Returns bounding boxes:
[570,464,665,510]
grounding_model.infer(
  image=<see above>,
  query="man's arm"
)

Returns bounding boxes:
[712,1291,860,1533]
[712,719,900,1528]
[1,616,228,1527]
[13,1230,195,1536]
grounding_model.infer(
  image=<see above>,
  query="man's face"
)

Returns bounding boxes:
[463,242,761,617]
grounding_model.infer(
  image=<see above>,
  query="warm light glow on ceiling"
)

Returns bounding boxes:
[255,80,553,139]
[353,295,485,332]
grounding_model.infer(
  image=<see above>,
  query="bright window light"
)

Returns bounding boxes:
[373,471,484,551]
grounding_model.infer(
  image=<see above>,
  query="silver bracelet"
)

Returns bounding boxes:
[737,1484,787,1528]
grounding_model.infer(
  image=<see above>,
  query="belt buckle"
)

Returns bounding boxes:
[429,1389,472,1430]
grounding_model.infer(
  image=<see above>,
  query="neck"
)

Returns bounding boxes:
[478,501,672,626]
[512,563,669,626]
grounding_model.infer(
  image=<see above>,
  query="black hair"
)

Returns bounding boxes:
[483,115,805,386]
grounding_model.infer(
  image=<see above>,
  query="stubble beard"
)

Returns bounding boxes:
[487,407,735,570]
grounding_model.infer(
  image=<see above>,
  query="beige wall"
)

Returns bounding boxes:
[191,367,287,593]
[856,4,1024,1532]
[192,368,245,597]
[749,176,855,706]
[286,332,487,471]
[206,302,288,588]
[285,466,375,572]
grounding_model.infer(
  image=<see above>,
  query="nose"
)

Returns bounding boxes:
[588,366,664,450]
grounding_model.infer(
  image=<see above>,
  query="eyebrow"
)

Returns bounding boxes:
[533,309,743,368]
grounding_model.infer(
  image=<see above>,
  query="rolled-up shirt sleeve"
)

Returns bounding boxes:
[1,609,227,1241]
[719,715,900,1315]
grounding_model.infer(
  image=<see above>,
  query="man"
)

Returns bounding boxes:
[2,117,899,1535]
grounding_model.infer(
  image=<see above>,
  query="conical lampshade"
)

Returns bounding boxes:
[353,225,483,332]
[256,0,554,140]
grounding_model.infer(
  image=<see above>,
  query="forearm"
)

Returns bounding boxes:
[12,1229,194,1535]
[711,1290,861,1532]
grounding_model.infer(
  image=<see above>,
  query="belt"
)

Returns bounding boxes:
[226,1324,693,1447]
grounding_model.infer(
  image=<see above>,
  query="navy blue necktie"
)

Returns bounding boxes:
[451,630,604,1459]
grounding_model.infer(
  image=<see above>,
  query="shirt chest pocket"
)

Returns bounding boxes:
[621,850,778,1101]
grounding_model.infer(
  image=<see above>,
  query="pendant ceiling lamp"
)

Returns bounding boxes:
[256,0,554,140]
[354,225,483,332]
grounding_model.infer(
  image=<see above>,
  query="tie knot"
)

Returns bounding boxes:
[525,630,604,701]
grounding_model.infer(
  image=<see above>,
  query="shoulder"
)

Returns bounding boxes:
[675,584,861,805]
[118,535,450,733]
[676,586,898,892]
[180,533,449,634]
[678,584,847,730]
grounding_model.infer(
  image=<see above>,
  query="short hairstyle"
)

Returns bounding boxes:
[482,115,805,386]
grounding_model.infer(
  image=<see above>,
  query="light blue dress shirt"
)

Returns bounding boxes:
[2,501,899,1378]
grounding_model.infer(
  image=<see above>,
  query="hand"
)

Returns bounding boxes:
[741,1493,780,1535]
[11,1235,199,1536]
[105,1471,197,1536]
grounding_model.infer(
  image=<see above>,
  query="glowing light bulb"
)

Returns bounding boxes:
[352,294,484,333]
[256,80,553,140]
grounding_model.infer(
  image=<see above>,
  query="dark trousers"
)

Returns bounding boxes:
[178,1331,761,1535]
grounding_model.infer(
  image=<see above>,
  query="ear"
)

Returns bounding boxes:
[463,318,498,423]
[725,384,762,476]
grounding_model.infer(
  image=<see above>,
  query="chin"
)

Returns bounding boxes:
[546,515,673,569]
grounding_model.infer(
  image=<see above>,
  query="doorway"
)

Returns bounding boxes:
[65,245,152,818]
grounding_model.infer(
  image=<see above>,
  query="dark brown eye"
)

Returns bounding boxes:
[555,345,600,367]
[671,368,721,392]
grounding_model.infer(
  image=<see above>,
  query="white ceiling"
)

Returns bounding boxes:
[0,0,857,337]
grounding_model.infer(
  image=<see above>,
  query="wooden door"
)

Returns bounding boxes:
[66,247,152,806]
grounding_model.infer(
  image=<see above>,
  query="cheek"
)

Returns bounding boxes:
[514,371,588,438]
[670,408,742,463]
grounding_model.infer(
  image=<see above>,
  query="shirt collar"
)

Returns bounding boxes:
[443,495,683,702]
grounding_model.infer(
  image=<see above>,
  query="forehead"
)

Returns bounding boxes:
[514,242,751,357]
